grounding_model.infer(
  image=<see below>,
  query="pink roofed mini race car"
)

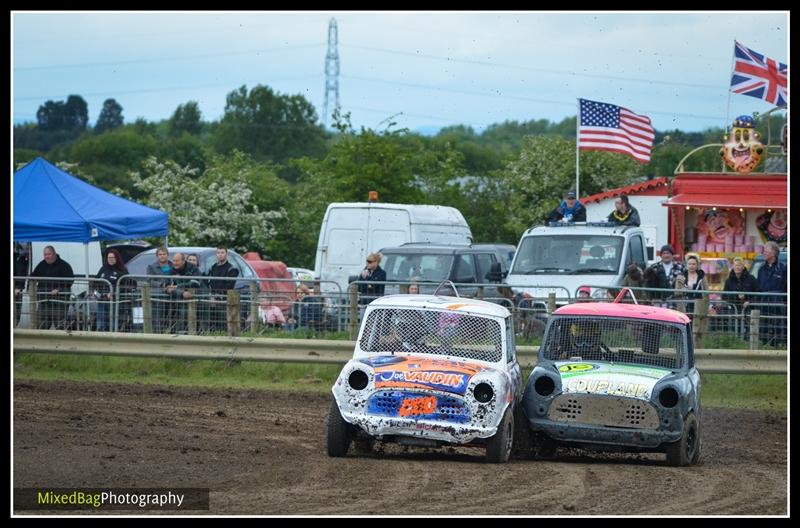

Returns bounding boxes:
[517,290,703,466]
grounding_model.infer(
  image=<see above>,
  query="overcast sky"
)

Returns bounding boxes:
[12,11,789,134]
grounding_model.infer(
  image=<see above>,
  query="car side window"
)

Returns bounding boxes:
[475,253,495,282]
[452,254,476,283]
[229,254,255,278]
[630,235,645,268]
[506,317,516,364]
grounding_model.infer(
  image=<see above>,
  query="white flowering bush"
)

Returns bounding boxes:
[130,156,285,252]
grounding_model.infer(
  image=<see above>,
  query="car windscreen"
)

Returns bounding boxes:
[382,253,454,282]
[542,316,684,370]
[511,235,624,275]
[359,307,503,363]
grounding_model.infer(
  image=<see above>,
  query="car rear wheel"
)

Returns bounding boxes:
[666,412,700,466]
[326,400,352,457]
[486,407,514,463]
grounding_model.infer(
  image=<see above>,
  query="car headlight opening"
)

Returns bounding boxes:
[348,369,369,390]
[474,383,494,403]
[658,387,679,408]
[534,375,556,396]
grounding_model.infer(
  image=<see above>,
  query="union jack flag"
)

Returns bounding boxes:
[730,41,788,107]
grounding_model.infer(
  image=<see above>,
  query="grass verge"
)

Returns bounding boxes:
[14,353,787,412]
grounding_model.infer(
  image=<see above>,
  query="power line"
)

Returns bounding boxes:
[14,43,325,71]
[340,43,723,90]
[341,74,727,121]
[14,75,322,102]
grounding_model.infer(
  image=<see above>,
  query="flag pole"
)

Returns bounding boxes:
[575,99,580,198]
[725,39,737,136]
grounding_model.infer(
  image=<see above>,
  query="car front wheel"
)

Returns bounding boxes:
[666,412,701,466]
[326,400,352,457]
[486,407,514,463]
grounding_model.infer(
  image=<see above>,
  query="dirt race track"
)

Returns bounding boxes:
[13,379,787,515]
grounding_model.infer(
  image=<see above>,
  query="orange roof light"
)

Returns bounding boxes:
[368,191,378,203]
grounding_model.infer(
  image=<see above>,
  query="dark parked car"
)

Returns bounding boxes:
[106,241,154,265]
[375,243,515,301]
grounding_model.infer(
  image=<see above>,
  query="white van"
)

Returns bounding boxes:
[314,202,473,295]
[506,223,649,302]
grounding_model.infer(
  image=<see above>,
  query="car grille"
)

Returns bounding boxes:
[548,394,659,429]
[368,390,470,423]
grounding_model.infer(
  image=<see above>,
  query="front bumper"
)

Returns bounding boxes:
[341,409,499,445]
[523,394,684,449]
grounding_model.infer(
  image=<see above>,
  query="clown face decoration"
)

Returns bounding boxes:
[720,115,764,173]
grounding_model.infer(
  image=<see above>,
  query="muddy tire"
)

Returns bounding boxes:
[512,405,533,459]
[326,400,351,457]
[486,407,514,463]
[352,435,375,454]
[666,412,700,466]
[532,433,558,460]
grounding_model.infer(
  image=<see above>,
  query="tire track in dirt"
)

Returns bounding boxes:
[13,380,787,515]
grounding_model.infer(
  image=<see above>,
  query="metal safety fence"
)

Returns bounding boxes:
[14,276,787,350]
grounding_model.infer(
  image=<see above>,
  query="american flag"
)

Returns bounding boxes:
[578,99,654,164]
[730,41,788,107]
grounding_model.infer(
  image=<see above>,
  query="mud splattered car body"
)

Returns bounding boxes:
[518,300,702,466]
[327,294,522,462]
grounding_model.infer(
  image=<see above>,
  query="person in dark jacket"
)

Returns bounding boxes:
[95,248,129,331]
[358,252,387,305]
[607,194,641,226]
[723,256,759,311]
[647,245,685,307]
[166,252,202,333]
[30,245,74,330]
[546,190,586,223]
[679,253,707,316]
[756,241,787,347]
[205,247,240,332]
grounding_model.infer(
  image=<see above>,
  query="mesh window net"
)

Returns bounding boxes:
[542,316,684,370]
[359,308,503,363]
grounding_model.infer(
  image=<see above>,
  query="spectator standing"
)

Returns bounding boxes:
[648,245,686,307]
[607,194,641,226]
[723,256,759,312]
[205,247,239,332]
[95,249,129,332]
[30,245,74,330]
[680,254,708,316]
[165,252,202,333]
[619,263,646,303]
[576,286,592,302]
[723,256,759,339]
[146,247,173,333]
[358,252,387,305]
[756,241,787,347]
[546,190,586,223]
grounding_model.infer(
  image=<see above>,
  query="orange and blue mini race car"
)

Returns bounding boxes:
[327,293,522,463]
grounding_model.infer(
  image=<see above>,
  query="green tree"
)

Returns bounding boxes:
[130,156,285,253]
[212,84,327,163]
[168,101,203,138]
[95,98,124,133]
[36,94,89,131]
